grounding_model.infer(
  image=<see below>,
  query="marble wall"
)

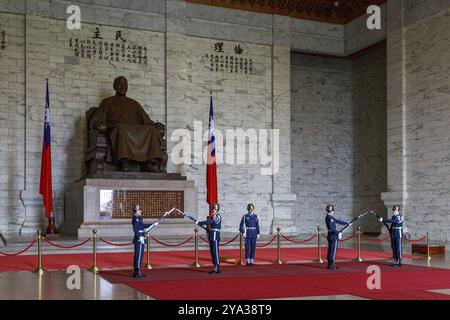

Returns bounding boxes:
[0,13,25,232]
[166,32,276,232]
[352,46,387,233]
[290,53,354,231]
[383,0,450,241]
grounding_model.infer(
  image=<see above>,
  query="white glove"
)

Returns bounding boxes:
[257,234,260,239]
[338,232,342,240]
[378,217,383,222]
[139,236,145,244]
[243,233,246,238]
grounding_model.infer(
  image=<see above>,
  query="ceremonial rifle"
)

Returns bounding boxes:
[142,208,176,238]
[370,210,391,233]
[175,209,208,232]
[338,210,370,234]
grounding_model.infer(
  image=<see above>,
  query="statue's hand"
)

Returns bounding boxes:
[154,122,166,131]
[94,120,107,131]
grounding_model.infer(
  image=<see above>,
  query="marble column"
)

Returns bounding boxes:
[381,0,406,230]
[270,16,297,234]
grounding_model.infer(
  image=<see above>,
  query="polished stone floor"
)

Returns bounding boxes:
[0,239,448,300]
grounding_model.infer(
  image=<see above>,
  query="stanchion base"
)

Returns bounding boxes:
[45,217,59,235]
[191,262,202,267]
[144,264,152,269]
[353,257,364,262]
[273,260,284,264]
[313,259,324,264]
[88,265,101,274]
[33,268,45,275]
[237,260,246,266]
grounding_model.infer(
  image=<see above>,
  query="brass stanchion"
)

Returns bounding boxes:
[238,233,245,265]
[144,235,152,269]
[191,228,201,267]
[33,230,44,275]
[353,227,363,262]
[313,227,324,263]
[88,229,100,273]
[426,232,431,261]
[92,272,97,300]
[274,227,283,264]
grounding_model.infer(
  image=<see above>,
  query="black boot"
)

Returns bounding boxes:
[132,269,145,278]
[327,260,333,269]
[209,266,220,274]
[331,260,339,269]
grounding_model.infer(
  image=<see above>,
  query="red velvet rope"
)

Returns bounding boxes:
[43,237,91,249]
[321,233,354,241]
[199,235,209,244]
[339,234,355,242]
[150,236,193,247]
[360,233,391,242]
[402,235,427,243]
[280,233,317,244]
[199,234,240,246]
[98,238,133,247]
[256,235,277,248]
[0,239,36,256]
[220,234,240,246]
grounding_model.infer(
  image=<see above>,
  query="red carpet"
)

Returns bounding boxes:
[100,262,450,300]
[0,247,417,273]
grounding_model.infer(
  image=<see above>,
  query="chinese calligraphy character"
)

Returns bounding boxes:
[234,44,243,55]
[115,31,126,42]
[1,30,6,50]
[214,42,224,53]
[92,27,103,39]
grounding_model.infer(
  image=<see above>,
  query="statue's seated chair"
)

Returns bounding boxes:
[85,107,168,174]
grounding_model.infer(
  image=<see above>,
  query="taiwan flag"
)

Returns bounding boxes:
[206,95,218,217]
[39,79,52,218]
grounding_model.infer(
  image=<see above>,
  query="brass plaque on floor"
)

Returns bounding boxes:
[99,190,184,219]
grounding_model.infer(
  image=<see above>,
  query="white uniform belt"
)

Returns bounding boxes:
[392,227,402,229]
[211,228,220,231]
[246,227,257,229]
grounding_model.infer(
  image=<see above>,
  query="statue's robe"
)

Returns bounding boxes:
[92,95,162,163]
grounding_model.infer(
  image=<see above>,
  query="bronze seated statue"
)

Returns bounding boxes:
[85,76,168,174]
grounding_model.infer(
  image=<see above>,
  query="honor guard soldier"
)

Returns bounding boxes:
[198,203,222,274]
[132,204,152,278]
[325,204,347,269]
[378,205,404,267]
[239,203,260,266]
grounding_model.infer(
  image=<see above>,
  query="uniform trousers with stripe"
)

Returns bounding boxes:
[133,242,145,272]
[209,240,220,266]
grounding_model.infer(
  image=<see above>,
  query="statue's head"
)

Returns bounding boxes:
[113,76,128,96]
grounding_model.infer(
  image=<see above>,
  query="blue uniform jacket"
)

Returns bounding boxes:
[325,214,347,240]
[239,212,260,238]
[384,214,404,238]
[132,215,151,244]
[198,213,222,242]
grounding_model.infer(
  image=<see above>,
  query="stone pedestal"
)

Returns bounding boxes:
[19,189,46,235]
[62,173,198,239]
[271,193,297,235]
